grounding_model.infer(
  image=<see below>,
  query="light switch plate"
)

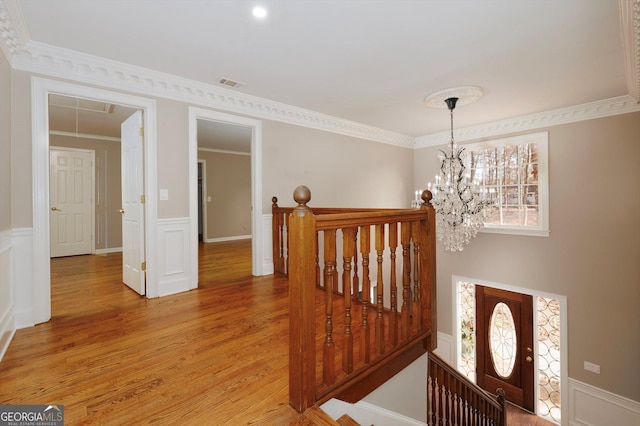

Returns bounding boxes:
[160,189,169,200]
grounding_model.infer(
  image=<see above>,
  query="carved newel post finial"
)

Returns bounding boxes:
[421,189,433,205]
[293,185,311,214]
[272,196,278,207]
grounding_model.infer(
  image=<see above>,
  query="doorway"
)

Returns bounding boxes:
[32,78,158,324]
[188,107,264,280]
[454,278,566,424]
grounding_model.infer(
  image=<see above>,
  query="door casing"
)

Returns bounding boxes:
[31,77,158,324]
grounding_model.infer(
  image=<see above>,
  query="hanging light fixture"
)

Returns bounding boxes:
[427,93,492,252]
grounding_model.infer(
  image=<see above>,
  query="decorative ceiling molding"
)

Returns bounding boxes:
[3,0,640,150]
[12,41,415,149]
[414,95,640,148]
[619,0,640,102]
[0,0,29,63]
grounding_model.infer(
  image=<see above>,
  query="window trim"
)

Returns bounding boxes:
[463,132,550,237]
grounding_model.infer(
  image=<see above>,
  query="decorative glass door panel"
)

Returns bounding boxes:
[476,286,535,412]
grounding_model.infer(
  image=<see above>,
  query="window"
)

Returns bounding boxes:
[464,132,549,236]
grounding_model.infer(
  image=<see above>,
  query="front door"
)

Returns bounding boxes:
[476,285,535,412]
[121,111,146,295]
[49,148,93,257]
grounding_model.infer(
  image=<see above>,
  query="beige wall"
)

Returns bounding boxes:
[262,120,414,211]
[0,52,10,231]
[198,151,251,240]
[10,71,32,229]
[414,112,640,402]
[49,135,122,250]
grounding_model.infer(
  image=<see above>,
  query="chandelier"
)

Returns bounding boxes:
[428,97,492,252]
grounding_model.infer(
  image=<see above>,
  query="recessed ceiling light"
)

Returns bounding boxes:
[252,6,267,19]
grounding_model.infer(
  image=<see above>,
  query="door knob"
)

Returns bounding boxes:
[51,207,61,211]
[526,356,533,363]
[119,208,125,214]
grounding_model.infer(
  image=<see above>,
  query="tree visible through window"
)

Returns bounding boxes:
[464,132,549,236]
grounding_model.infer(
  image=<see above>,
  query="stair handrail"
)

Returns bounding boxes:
[428,351,507,426]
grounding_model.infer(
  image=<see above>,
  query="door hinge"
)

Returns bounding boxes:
[141,261,146,271]
[139,128,144,137]
[140,195,145,204]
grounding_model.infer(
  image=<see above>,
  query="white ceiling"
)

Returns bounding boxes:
[12,0,638,144]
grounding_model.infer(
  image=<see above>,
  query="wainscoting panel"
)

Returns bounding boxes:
[0,229,15,361]
[568,378,640,426]
[11,228,34,328]
[433,331,454,365]
[157,218,193,297]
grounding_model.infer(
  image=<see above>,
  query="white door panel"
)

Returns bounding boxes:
[121,111,146,295]
[50,148,93,257]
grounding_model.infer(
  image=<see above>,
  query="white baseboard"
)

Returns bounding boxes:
[568,378,640,426]
[204,234,251,243]
[94,247,122,254]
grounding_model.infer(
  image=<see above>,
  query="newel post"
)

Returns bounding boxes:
[420,190,438,351]
[288,186,316,412]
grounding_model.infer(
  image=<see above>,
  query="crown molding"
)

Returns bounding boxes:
[414,95,640,148]
[11,41,415,149]
[0,0,29,64]
[619,0,640,102]
[3,0,639,150]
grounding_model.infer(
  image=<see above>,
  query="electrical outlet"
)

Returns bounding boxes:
[584,361,600,374]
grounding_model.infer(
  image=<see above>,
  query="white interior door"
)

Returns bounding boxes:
[50,148,94,257]
[121,111,146,295]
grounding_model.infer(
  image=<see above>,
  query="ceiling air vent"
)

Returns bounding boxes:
[218,78,242,88]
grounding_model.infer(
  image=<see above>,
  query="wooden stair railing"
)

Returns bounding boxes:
[281,186,437,413]
[428,351,507,426]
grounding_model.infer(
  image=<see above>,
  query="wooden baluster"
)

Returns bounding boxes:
[443,369,450,426]
[462,384,469,426]
[400,221,411,341]
[315,231,320,288]
[389,222,398,347]
[497,388,506,426]
[359,225,371,364]
[412,220,421,335]
[429,358,437,425]
[437,366,444,426]
[323,229,336,386]
[288,186,316,413]
[453,379,462,425]
[352,227,359,302]
[285,213,290,275]
[374,224,385,354]
[342,227,354,374]
[271,197,281,274]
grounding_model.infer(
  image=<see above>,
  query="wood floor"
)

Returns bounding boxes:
[0,239,555,425]
[0,240,304,425]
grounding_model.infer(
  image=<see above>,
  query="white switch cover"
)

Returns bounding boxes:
[584,361,600,374]
[160,189,169,200]
[207,196,212,202]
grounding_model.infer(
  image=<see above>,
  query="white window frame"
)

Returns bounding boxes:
[463,132,550,237]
